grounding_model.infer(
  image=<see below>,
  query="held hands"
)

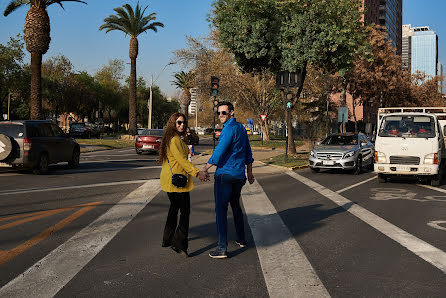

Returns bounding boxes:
[198,170,210,182]
[247,172,255,184]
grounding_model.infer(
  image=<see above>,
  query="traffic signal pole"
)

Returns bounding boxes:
[210,76,220,150]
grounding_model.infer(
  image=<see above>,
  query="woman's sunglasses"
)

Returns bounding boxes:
[216,111,228,115]
[176,120,187,126]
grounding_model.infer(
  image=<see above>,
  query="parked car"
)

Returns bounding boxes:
[214,128,222,140]
[197,127,205,135]
[205,128,214,134]
[69,122,101,139]
[187,128,199,145]
[135,129,164,154]
[308,133,374,174]
[0,120,80,174]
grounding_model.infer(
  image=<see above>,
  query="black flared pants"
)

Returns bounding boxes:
[162,192,190,251]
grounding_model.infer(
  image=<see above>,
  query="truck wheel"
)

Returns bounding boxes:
[431,176,441,187]
[33,153,49,175]
[378,173,387,183]
[68,148,80,168]
[367,158,374,171]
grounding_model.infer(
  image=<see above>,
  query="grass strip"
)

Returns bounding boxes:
[261,152,309,168]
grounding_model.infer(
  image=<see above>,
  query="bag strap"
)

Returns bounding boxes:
[166,156,174,176]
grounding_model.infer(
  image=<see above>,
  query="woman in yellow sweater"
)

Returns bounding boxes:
[159,112,208,257]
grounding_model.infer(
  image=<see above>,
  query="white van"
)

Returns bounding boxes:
[374,107,446,186]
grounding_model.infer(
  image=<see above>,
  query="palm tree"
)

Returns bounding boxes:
[171,71,195,120]
[100,3,164,136]
[4,0,86,120]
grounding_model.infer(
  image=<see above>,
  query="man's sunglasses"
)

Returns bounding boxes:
[176,120,187,126]
[216,111,228,115]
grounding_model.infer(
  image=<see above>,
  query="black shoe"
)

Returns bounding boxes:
[235,240,247,248]
[171,246,189,258]
[209,250,227,259]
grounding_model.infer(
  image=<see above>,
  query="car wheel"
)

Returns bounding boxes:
[367,158,374,171]
[68,148,80,168]
[310,168,320,173]
[378,173,387,183]
[353,156,362,175]
[33,153,49,175]
[136,149,142,155]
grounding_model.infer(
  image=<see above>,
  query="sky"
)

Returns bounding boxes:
[1,1,445,97]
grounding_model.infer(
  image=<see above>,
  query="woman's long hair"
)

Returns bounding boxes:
[158,112,188,163]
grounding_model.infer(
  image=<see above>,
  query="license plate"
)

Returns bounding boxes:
[143,145,153,149]
[396,166,411,171]
[322,160,335,165]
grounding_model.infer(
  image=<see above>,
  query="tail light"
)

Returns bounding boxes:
[24,138,32,152]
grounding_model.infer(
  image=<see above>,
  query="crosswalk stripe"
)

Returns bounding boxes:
[287,171,446,274]
[0,179,161,297]
[242,180,330,297]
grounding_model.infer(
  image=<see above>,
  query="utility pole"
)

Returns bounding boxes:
[8,91,11,120]
[148,75,153,129]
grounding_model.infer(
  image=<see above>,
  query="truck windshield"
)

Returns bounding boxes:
[379,115,435,138]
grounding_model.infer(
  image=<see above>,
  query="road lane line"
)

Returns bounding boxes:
[286,171,446,274]
[418,184,446,193]
[0,179,151,196]
[242,180,330,297]
[0,202,102,266]
[0,179,161,297]
[336,175,376,194]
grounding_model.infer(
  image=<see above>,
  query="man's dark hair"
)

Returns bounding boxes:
[217,101,234,112]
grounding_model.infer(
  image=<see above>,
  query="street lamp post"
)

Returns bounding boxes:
[148,62,176,129]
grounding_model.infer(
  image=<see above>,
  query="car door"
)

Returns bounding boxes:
[49,123,72,162]
[360,135,373,164]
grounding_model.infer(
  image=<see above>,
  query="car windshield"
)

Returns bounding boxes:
[140,129,164,136]
[379,115,436,138]
[322,135,358,145]
[0,123,24,138]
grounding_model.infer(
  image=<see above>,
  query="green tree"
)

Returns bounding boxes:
[171,70,194,120]
[0,35,25,118]
[211,0,367,153]
[99,3,164,135]
[3,0,87,120]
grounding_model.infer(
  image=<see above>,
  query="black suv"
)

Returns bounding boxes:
[69,122,101,139]
[0,120,80,174]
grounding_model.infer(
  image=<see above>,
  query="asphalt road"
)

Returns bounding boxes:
[0,137,445,297]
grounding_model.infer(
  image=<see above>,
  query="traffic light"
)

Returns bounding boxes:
[210,76,220,96]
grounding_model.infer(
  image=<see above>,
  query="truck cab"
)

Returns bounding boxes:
[374,108,446,186]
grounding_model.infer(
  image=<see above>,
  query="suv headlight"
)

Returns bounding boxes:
[343,151,355,158]
[310,150,316,157]
[136,137,141,142]
[424,153,438,165]
[375,151,386,163]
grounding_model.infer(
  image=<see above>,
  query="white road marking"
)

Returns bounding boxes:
[428,221,446,231]
[287,171,446,274]
[0,179,151,196]
[80,158,158,163]
[66,165,161,174]
[242,180,330,297]
[336,176,376,193]
[0,179,161,298]
[419,184,446,193]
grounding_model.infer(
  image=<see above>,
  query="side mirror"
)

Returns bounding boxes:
[315,141,321,146]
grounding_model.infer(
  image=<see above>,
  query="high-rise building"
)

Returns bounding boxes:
[363,0,403,55]
[402,24,414,71]
[411,26,438,78]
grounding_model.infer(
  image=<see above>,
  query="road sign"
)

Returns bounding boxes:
[260,114,267,122]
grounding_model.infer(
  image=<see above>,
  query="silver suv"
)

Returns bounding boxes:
[308,133,374,174]
[0,120,80,174]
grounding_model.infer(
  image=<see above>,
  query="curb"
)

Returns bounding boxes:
[257,161,309,171]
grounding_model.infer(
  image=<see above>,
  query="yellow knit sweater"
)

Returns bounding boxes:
[160,135,200,192]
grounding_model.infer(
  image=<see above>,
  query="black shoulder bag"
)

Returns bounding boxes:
[167,157,188,188]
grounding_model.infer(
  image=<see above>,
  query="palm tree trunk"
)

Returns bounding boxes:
[30,52,42,120]
[129,57,137,135]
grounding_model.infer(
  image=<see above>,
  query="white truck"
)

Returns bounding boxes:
[374,107,446,186]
